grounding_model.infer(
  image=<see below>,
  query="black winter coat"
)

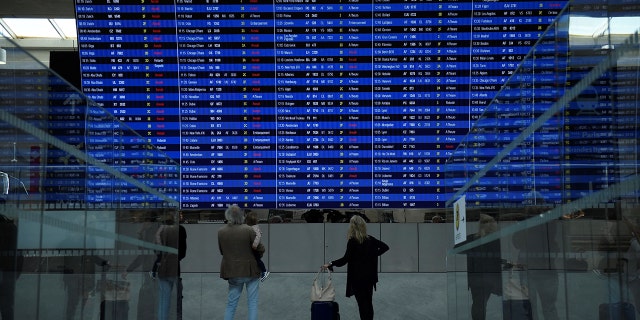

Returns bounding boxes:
[331,235,389,297]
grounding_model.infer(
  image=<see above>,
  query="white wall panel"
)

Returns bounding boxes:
[380,223,419,272]
[268,223,324,272]
[419,223,455,272]
[182,223,459,273]
[181,223,223,273]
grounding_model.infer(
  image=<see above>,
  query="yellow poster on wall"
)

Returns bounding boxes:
[453,195,466,245]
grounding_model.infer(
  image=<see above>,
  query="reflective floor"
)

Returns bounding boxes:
[12,270,637,320]
[14,272,447,320]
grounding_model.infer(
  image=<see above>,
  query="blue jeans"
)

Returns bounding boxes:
[225,277,259,320]
[158,276,177,320]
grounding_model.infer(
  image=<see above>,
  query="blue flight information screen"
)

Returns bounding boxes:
[74,0,566,209]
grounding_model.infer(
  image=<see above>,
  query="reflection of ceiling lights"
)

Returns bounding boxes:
[0,18,77,40]
[569,16,640,37]
[0,15,636,45]
[0,48,6,64]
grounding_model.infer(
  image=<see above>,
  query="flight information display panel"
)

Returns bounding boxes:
[75,0,565,209]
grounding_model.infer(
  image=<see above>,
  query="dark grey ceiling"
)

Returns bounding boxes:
[0,0,74,19]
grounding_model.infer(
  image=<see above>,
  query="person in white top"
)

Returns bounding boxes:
[245,211,269,282]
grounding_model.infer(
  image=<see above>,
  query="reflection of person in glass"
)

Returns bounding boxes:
[121,214,160,320]
[155,213,182,320]
[513,203,560,320]
[456,214,502,320]
[0,214,23,320]
[623,217,640,317]
[62,245,109,320]
[177,212,187,320]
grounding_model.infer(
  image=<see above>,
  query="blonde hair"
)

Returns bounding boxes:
[348,215,368,244]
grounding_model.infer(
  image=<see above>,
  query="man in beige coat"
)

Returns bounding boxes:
[218,205,264,320]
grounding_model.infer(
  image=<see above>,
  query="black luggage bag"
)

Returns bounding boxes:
[98,265,130,320]
[100,300,129,320]
[599,302,636,320]
[598,258,636,320]
[311,300,340,320]
[503,299,533,320]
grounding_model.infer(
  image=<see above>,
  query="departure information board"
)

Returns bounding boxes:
[75,0,566,209]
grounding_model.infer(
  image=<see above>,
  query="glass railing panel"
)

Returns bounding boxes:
[446,0,639,318]
[0,35,182,320]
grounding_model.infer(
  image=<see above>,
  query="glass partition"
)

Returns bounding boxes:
[446,0,639,319]
[0,35,182,320]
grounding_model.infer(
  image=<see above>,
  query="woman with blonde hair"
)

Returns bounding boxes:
[322,215,389,320]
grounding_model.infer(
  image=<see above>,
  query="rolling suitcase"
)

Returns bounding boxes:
[311,300,340,320]
[98,265,130,320]
[502,262,533,320]
[599,302,636,320]
[503,299,533,320]
[100,300,129,320]
[598,258,636,320]
[310,269,339,319]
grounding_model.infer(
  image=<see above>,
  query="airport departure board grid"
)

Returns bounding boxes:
[74,0,567,209]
